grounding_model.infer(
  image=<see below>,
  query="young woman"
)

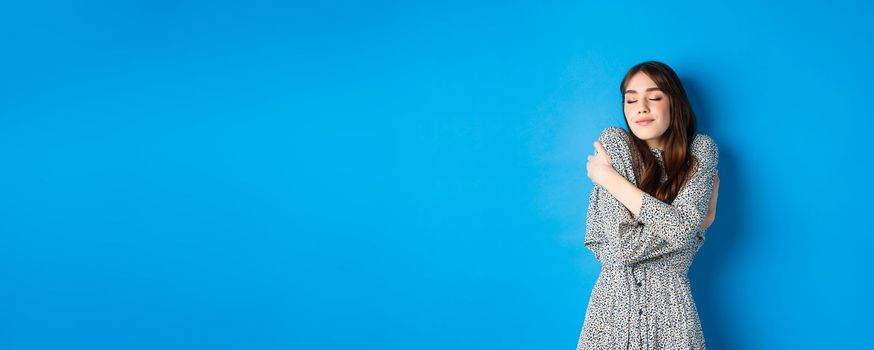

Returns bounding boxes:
[577,61,720,349]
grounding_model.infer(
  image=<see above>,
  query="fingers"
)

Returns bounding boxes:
[593,141,611,164]
[593,141,604,154]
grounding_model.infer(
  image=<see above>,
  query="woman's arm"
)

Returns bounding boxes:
[601,170,645,219]
[700,170,720,231]
[583,185,607,262]
[602,166,719,230]
[602,156,717,265]
[586,127,719,265]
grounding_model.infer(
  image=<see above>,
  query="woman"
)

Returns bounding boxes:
[577,61,720,349]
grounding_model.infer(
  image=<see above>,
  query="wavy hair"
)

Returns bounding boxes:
[620,61,699,204]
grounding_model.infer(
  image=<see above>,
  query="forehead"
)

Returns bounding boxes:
[624,72,661,94]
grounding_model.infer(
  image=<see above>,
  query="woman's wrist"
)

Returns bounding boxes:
[601,170,622,192]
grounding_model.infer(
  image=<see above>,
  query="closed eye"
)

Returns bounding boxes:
[626,98,662,104]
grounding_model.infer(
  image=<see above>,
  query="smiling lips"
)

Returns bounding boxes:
[637,118,654,126]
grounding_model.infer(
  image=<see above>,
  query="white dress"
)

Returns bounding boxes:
[577,126,719,349]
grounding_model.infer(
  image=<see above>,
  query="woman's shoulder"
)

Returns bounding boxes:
[692,133,719,167]
[597,126,719,165]
[596,126,634,159]
[594,126,636,173]
[597,126,632,144]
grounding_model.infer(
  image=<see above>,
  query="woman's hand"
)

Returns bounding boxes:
[700,170,720,231]
[586,141,617,188]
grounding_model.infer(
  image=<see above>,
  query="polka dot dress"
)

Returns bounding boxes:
[577,126,719,349]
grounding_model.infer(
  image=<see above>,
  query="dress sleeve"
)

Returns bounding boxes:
[633,134,718,246]
[613,136,718,265]
[585,126,719,266]
[584,126,636,263]
[583,127,632,262]
[583,183,607,263]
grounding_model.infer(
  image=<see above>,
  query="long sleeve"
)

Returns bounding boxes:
[584,126,719,266]
[584,126,637,264]
[611,139,717,265]
[583,183,608,263]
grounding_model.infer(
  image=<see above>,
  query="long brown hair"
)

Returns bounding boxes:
[620,61,699,204]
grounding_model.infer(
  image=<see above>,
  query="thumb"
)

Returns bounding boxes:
[594,141,610,163]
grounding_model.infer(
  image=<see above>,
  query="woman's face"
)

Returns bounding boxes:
[624,72,671,149]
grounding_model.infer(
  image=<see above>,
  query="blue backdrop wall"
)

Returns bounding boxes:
[1,1,871,349]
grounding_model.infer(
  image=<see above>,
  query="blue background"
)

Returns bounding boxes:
[1,1,871,349]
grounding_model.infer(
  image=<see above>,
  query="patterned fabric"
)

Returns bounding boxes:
[577,126,719,349]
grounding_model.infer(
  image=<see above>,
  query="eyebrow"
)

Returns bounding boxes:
[624,87,661,94]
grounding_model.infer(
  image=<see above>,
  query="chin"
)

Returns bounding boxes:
[630,127,656,139]
[631,124,666,138]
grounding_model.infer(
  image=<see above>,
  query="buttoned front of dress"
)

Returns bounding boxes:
[577,127,718,350]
